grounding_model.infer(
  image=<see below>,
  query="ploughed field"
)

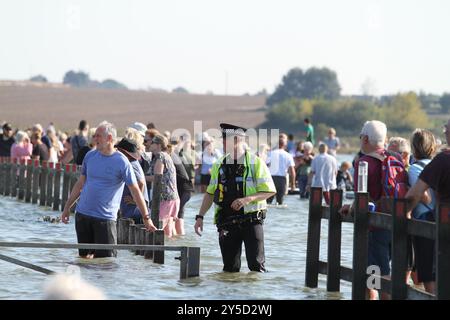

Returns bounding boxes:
[0,86,266,133]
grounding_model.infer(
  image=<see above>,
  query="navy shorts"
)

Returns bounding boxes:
[368,229,391,276]
[75,212,117,258]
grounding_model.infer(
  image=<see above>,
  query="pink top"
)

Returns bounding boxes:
[11,143,32,162]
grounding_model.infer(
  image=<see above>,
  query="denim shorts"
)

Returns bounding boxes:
[368,229,391,276]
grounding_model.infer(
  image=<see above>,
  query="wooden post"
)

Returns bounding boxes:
[305,187,323,288]
[139,227,146,256]
[122,219,133,245]
[10,159,18,198]
[128,224,137,251]
[144,231,154,260]
[53,163,61,211]
[180,247,201,279]
[46,162,55,208]
[327,189,343,292]
[133,224,144,255]
[39,161,48,206]
[352,192,369,300]
[4,159,12,196]
[117,218,124,244]
[0,159,5,195]
[17,159,26,200]
[151,174,163,228]
[436,202,450,300]
[31,160,40,204]
[24,159,33,203]
[61,164,71,210]
[391,198,408,300]
[153,230,165,264]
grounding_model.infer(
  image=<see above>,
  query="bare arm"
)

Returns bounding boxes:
[61,175,86,223]
[406,179,430,213]
[194,193,214,236]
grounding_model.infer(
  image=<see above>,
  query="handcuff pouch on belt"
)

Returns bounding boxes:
[216,210,266,229]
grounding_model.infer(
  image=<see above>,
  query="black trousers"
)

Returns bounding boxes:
[218,221,266,272]
[267,176,287,205]
[75,212,117,258]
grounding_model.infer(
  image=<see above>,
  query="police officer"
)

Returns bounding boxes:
[194,123,276,272]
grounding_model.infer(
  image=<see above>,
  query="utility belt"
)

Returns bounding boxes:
[217,210,266,229]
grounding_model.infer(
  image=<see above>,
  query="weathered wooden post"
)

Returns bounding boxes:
[53,163,62,211]
[39,161,48,206]
[17,159,26,200]
[0,159,4,195]
[305,187,323,288]
[139,227,146,256]
[327,189,343,292]
[179,247,201,279]
[133,224,144,255]
[153,230,165,264]
[46,162,55,208]
[31,160,40,204]
[24,159,33,203]
[352,192,369,300]
[391,198,408,300]
[128,224,137,251]
[144,231,154,260]
[4,158,12,196]
[436,202,450,300]
[10,159,18,198]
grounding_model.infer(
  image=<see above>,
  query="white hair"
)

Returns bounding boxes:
[15,130,29,144]
[303,141,313,152]
[360,120,387,147]
[97,121,117,142]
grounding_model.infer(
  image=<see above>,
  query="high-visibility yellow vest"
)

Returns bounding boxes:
[206,151,276,224]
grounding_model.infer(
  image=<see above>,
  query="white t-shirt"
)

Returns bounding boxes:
[311,153,338,191]
[267,149,295,177]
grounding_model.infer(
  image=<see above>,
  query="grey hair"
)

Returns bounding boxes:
[97,121,117,142]
[388,136,411,154]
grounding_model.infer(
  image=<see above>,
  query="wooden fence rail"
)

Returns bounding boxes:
[305,187,450,300]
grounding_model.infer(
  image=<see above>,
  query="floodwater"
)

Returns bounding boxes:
[0,155,355,300]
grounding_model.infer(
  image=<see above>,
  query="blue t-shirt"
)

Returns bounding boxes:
[408,159,436,220]
[76,150,137,220]
[120,160,149,218]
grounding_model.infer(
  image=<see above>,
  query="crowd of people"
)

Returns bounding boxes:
[1,117,449,300]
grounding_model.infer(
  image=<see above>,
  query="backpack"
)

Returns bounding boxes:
[381,151,409,199]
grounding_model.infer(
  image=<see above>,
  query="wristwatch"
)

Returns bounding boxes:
[195,215,204,221]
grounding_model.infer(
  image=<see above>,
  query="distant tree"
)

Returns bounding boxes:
[419,92,441,111]
[29,75,48,83]
[266,67,341,106]
[101,79,127,90]
[63,70,90,87]
[383,92,429,132]
[172,87,189,94]
[439,93,450,113]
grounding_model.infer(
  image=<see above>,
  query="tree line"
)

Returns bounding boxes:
[262,67,449,137]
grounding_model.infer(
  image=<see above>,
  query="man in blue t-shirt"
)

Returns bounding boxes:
[61,121,157,258]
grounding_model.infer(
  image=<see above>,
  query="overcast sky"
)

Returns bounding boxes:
[1,0,449,96]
